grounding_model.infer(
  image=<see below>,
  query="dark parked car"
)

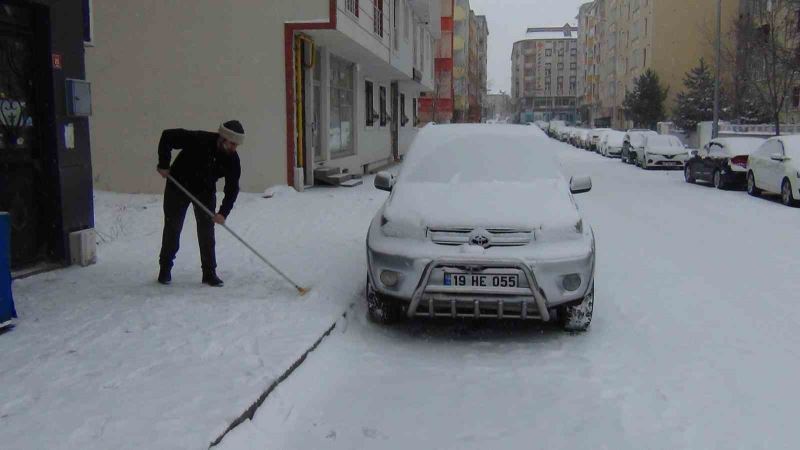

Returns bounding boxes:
[684,137,765,189]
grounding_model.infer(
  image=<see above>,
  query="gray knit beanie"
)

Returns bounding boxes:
[219,120,245,145]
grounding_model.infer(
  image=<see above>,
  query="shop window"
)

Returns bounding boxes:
[83,0,93,44]
[329,56,355,158]
[379,85,388,126]
[365,80,376,127]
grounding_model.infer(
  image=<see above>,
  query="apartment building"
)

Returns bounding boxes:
[86,0,440,194]
[511,25,579,124]
[475,15,490,121]
[418,0,487,124]
[577,0,740,129]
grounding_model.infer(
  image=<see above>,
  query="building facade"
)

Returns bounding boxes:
[418,0,486,124]
[511,25,579,124]
[475,15,489,121]
[0,0,94,271]
[576,0,741,129]
[87,0,440,194]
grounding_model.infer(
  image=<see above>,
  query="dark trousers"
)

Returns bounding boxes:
[159,182,216,272]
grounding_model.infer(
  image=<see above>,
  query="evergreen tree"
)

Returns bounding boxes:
[623,69,669,129]
[673,59,721,131]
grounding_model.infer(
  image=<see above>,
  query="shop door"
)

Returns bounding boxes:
[0,4,45,269]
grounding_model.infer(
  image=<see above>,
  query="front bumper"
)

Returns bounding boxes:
[645,154,686,168]
[367,230,595,321]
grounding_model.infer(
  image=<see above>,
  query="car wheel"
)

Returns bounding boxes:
[713,170,726,190]
[747,171,761,197]
[685,165,695,183]
[366,278,403,324]
[559,283,594,332]
[781,179,797,207]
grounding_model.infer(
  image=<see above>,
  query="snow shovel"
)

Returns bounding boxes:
[166,174,310,296]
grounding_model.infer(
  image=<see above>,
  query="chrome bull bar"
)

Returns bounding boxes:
[408,258,551,322]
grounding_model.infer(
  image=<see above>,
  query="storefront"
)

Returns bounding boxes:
[0,0,93,273]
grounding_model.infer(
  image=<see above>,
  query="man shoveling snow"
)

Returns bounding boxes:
[155,120,244,287]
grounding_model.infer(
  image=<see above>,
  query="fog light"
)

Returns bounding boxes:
[562,274,581,292]
[380,270,400,287]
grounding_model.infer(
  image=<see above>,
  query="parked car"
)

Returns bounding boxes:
[588,128,612,152]
[367,124,597,331]
[621,130,658,164]
[684,137,765,189]
[548,120,566,138]
[576,129,591,149]
[637,134,687,169]
[599,130,626,157]
[746,135,800,206]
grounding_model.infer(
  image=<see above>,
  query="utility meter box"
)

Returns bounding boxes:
[69,229,97,267]
[66,79,92,116]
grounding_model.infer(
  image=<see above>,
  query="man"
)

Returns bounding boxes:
[156,120,244,287]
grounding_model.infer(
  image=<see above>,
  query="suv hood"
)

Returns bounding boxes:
[383,179,581,232]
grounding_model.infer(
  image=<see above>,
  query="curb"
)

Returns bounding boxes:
[209,305,353,448]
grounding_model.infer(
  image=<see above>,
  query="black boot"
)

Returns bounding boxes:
[202,270,224,287]
[158,265,172,285]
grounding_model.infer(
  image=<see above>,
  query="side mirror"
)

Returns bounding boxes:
[374,171,395,192]
[570,176,592,194]
[770,153,787,162]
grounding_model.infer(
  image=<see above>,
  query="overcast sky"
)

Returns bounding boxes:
[469,0,585,94]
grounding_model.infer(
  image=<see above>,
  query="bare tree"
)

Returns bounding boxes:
[738,0,800,135]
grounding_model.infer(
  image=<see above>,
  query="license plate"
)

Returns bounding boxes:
[444,272,519,288]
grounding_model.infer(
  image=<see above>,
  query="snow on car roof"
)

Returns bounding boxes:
[712,137,765,155]
[646,135,682,147]
[401,124,560,184]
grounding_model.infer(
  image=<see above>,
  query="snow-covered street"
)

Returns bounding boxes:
[218,140,800,450]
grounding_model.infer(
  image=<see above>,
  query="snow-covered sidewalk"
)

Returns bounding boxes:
[0,178,388,449]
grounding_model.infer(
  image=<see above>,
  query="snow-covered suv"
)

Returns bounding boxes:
[366,124,596,331]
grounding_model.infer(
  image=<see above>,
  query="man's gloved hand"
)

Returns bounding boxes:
[158,168,170,178]
[213,214,226,225]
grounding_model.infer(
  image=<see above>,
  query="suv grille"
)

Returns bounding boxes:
[428,227,533,248]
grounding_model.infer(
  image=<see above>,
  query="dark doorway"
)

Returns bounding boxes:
[390,82,399,161]
[0,2,48,269]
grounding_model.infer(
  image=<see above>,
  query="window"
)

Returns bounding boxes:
[374,0,384,37]
[570,62,577,70]
[404,3,410,41]
[401,94,409,126]
[82,0,93,44]
[558,63,564,71]
[345,0,359,17]
[545,49,552,57]
[329,56,355,157]
[365,80,376,127]
[570,48,577,55]
[379,85,388,126]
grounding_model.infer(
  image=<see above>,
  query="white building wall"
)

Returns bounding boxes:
[87,0,329,194]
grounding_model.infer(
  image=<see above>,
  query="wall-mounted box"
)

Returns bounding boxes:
[66,79,92,116]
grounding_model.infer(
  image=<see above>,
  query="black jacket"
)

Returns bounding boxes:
[157,129,241,218]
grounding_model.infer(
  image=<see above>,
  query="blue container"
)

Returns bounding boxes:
[0,212,16,326]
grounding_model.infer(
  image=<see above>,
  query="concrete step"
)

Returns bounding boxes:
[314,166,340,177]
[339,178,363,188]
[324,173,353,183]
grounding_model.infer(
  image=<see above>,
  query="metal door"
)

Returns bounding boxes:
[0,4,44,268]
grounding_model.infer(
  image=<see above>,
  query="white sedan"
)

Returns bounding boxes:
[746,135,800,207]
[366,124,596,331]
[638,134,687,169]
